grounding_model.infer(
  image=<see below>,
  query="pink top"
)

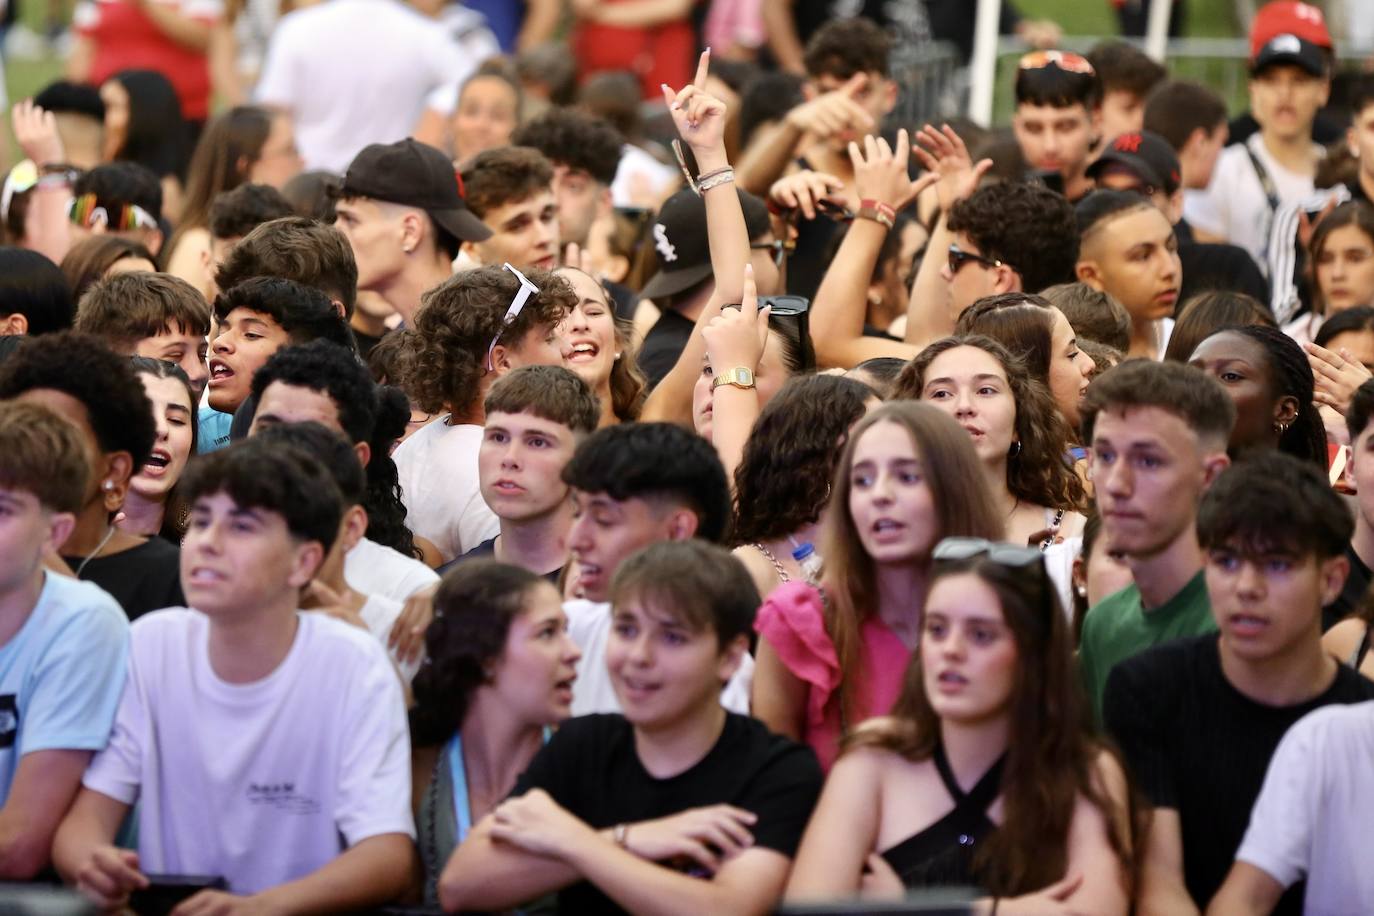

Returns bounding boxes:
[755,581,911,771]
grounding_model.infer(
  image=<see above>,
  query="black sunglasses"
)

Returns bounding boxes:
[750,238,795,268]
[947,243,1004,276]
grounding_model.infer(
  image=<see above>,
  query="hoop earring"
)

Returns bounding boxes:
[1009,441,1022,458]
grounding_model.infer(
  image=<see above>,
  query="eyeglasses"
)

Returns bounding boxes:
[485,263,541,372]
[750,238,795,267]
[68,193,159,232]
[1018,50,1096,75]
[947,243,1004,276]
[932,537,1044,569]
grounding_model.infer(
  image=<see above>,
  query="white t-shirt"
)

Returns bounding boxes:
[345,536,439,603]
[564,599,753,717]
[1186,134,1319,271]
[610,143,679,208]
[253,0,474,171]
[83,609,414,895]
[0,573,128,804]
[392,417,499,564]
[1235,701,1374,916]
[358,594,421,684]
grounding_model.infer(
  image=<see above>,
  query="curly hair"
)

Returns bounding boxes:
[0,331,155,468]
[409,561,548,747]
[367,385,420,559]
[803,17,891,79]
[948,183,1078,295]
[895,335,1087,511]
[251,340,377,445]
[401,265,574,415]
[513,109,624,187]
[731,375,873,545]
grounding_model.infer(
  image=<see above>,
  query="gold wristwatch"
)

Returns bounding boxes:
[711,367,756,391]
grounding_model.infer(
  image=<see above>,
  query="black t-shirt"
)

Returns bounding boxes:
[1323,542,1372,632]
[1103,634,1374,913]
[437,537,563,584]
[606,279,639,323]
[638,310,696,388]
[1177,242,1270,309]
[512,712,823,915]
[63,536,185,621]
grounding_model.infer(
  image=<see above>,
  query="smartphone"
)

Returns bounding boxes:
[129,874,228,916]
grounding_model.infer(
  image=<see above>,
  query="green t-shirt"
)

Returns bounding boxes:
[1079,570,1216,725]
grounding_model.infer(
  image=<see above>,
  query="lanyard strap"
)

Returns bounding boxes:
[1244,141,1282,215]
[447,726,553,842]
[447,734,473,844]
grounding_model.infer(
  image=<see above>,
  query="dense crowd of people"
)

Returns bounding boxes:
[0,0,1373,913]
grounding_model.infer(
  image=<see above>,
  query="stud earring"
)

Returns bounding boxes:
[103,480,114,491]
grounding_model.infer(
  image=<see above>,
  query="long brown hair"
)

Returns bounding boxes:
[1310,200,1374,316]
[820,402,1003,725]
[895,335,1087,511]
[175,106,275,234]
[846,553,1139,897]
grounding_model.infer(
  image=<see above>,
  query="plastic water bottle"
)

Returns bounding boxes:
[792,541,824,587]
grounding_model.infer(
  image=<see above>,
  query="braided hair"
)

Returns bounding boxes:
[1231,324,1327,468]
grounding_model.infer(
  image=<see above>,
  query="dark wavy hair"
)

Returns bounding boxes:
[896,335,1087,511]
[409,561,548,747]
[401,266,574,415]
[846,551,1138,898]
[0,330,155,469]
[948,183,1079,295]
[367,385,421,559]
[731,374,873,545]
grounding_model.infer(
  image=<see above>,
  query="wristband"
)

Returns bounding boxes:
[697,168,735,195]
[857,198,895,229]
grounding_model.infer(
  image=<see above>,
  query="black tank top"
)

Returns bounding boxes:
[880,742,1006,889]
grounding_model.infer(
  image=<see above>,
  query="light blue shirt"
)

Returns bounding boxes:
[197,406,234,454]
[0,573,129,803]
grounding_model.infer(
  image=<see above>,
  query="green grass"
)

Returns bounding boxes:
[1015,0,1240,38]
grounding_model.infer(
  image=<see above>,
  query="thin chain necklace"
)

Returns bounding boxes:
[74,525,117,578]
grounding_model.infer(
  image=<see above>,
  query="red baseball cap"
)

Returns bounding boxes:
[1249,2,1331,57]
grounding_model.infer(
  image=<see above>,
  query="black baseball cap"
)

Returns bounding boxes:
[1251,33,1326,78]
[1087,131,1182,196]
[339,139,491,242]
[639,187,770,302]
